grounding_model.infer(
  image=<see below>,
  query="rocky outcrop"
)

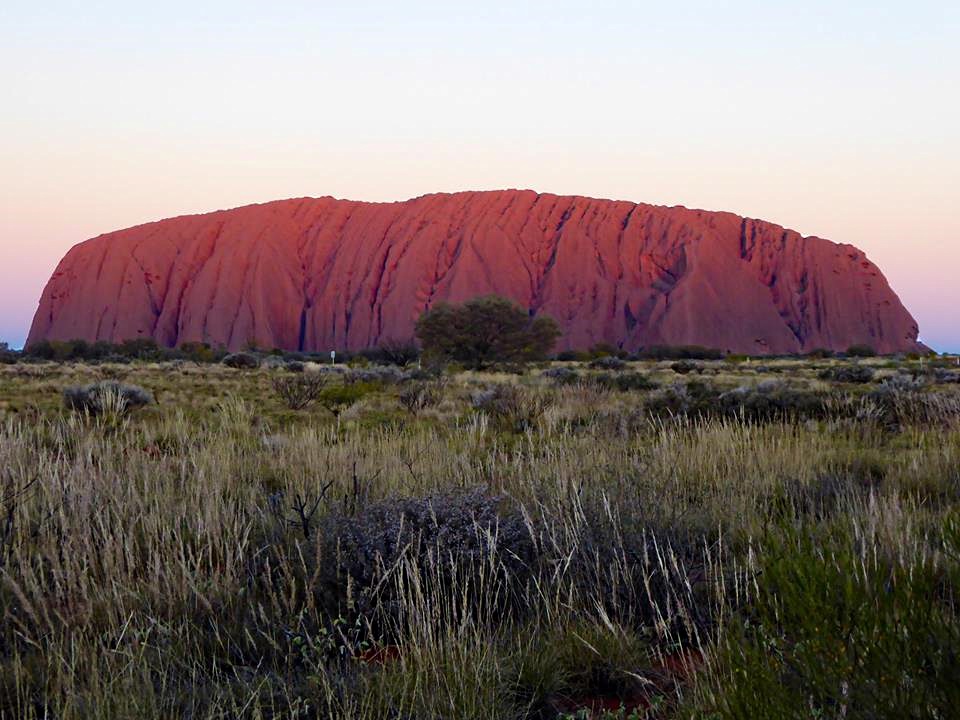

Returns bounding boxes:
[28,190,922,354]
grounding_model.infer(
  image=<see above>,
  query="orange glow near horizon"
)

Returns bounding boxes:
[2,1,958,350]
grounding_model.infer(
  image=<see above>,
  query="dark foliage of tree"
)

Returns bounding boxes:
[633,345,724,361]
[846,344,877,358]
[415,295,561,368]
[0,343,18,365]
[24,338,227,363]
[357,338,420,366]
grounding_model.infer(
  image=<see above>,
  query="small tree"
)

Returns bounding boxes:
[415,295,560,368]
[272,373,328,410]
[0,343,17,365]
[119,338,163,361]
[179,341,220,363]
[846,344,877,358]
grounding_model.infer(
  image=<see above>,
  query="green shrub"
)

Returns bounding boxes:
[592,372,658,393]
[588,343,627,360]
[542,366,581,386]
[550,620,651,703]
[24,338,173,362]
[272,372,328,410]
[471,384,552,432]
[118,338,164,361]
[635,345,724,361]
[222,352,260,369]
[845,344,877,358]
[63,381,154,416]
[345,365,405,385]
[555,350,591,362]
[589,356,627,371]
[415,295,561,368]
[718,380,827,422]
[26,339,91,361]
[319,383,374,426]
[818,364,875,384]
[398,379,446,414]
[645,382,701,417]
[0,342,18,365]
[701,523,960,719]
[178,341,221,363]
[644,380,826,423]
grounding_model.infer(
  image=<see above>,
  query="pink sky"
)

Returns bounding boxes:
[2,1,958,351]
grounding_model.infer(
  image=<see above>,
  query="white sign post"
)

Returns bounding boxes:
[330,350,336,365]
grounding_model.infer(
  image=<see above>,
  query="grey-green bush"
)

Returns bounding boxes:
[222,352,260,369]
[63,380,154,416]
[819,364,875,384]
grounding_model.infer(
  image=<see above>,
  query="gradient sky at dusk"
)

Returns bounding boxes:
[2,1,958,351]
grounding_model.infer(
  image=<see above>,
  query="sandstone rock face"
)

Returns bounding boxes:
[28,190,922,355]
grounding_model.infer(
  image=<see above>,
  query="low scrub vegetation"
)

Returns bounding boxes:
[62,380,153,416]
[471,383,553,432]
[589,356,627,371]
[272,372,328,410]
[593,371,659,393]
[819,364,876,384]
[634,345,724,361]
[222,351,261,369]
[0,352,957,718]
[398,379,446,415]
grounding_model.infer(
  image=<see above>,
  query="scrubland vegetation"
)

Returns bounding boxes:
[1,349,959,718]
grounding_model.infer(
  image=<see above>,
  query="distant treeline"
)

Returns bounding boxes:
[16,338,421,366]
[6,295,941,367]
[7,337,940,366]
[11,295,947,366]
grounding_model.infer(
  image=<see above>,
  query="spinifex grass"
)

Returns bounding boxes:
[0,357,957,718]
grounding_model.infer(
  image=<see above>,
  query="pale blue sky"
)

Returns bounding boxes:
[2,1,958,349]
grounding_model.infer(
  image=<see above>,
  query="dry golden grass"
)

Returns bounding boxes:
[0,358,958,718]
